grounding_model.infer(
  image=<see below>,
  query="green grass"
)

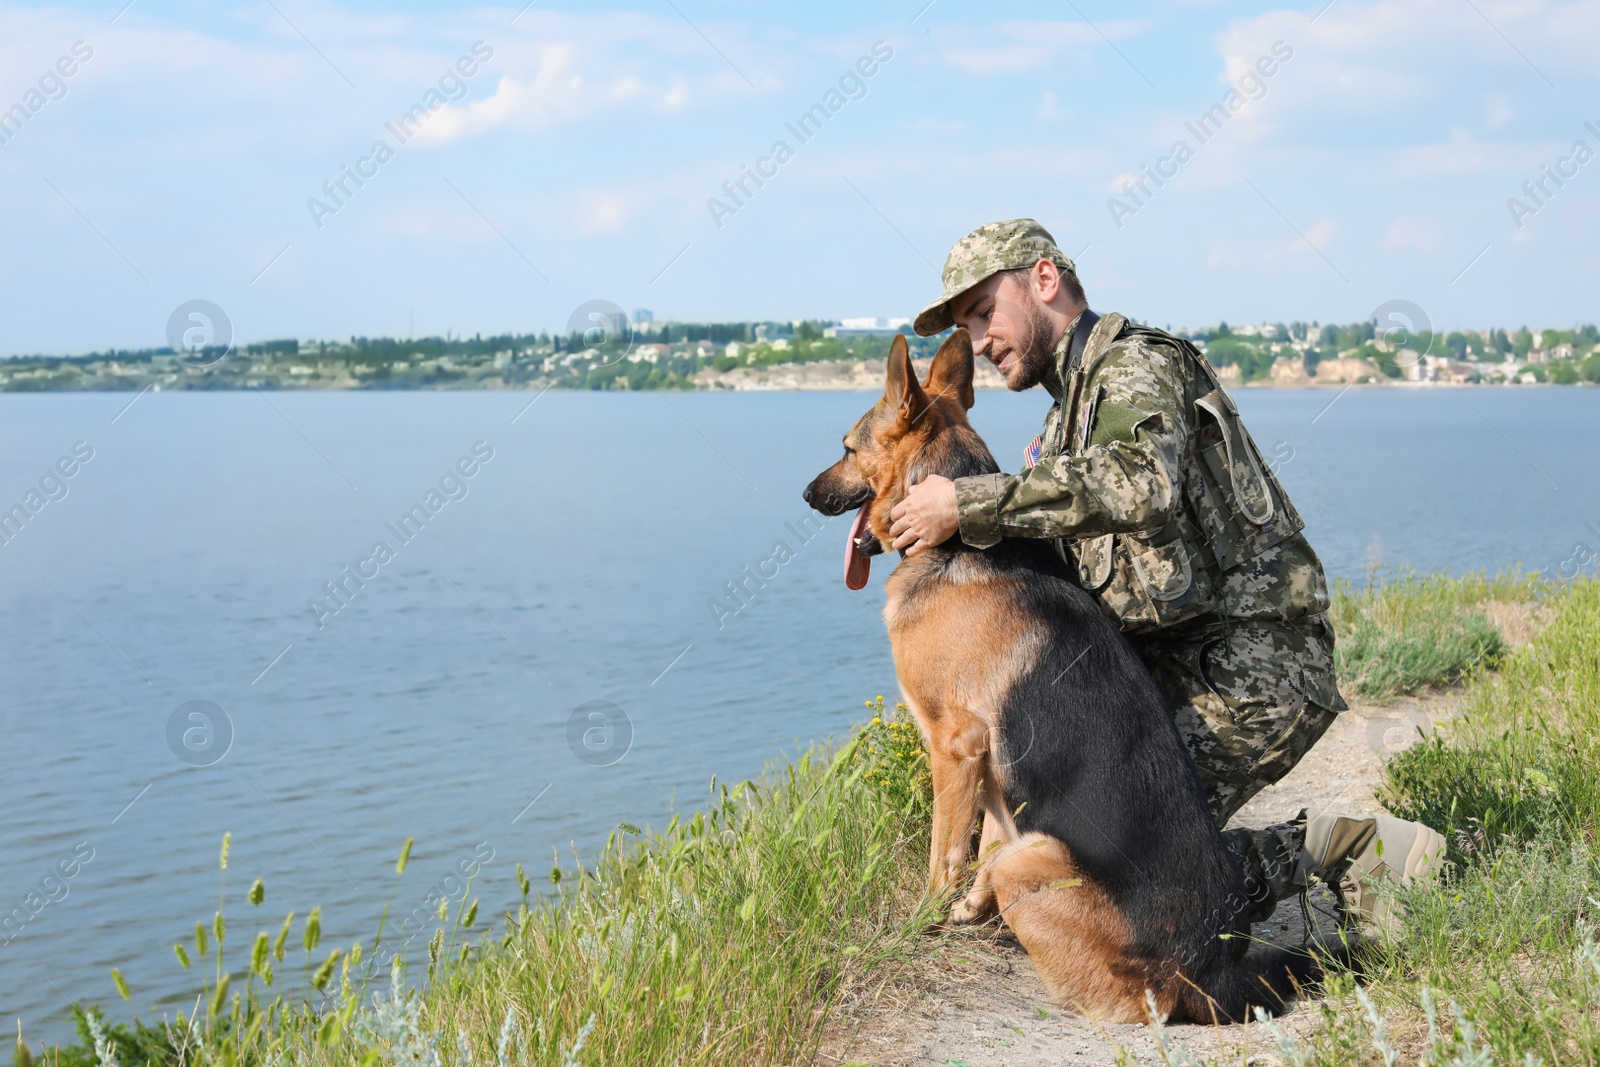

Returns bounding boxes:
[1142,578,1600,1065]
[1329,568,1539,699]
[1381,575,1600,853]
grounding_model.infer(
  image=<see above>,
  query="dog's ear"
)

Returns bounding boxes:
[883,333,928,421]
[924,328,975,411]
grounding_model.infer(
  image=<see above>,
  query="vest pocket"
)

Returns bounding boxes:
[1191,439,1303,575]
[1085,526,1218,634]
[1195,391,1274,525]
[1076,533,1115,591]
[1128,535,1193,602]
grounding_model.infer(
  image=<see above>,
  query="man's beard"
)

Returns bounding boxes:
[998,292,1056,392]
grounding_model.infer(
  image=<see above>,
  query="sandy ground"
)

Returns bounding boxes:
[816,604,1543,1066]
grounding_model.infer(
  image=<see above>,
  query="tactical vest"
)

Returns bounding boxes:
[1045,313,1309,634]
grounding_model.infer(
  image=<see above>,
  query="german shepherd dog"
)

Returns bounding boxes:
[802,330,1324,1023]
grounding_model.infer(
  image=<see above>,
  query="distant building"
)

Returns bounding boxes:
[831,316,914,337]
[1234,323,1280,339]
[725,342,743,358]
[632,308,654,326]
[825,323,913,340]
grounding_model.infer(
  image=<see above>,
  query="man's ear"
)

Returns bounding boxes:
[924,328,975,411]
[883,334,928,420]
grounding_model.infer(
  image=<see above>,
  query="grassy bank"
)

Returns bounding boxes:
[1329,567,1538,699]
[21,708,938,1067]
[26,573,1595,1066]
[1153,576,1600,1065]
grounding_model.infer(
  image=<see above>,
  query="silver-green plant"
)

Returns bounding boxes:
[84,1012,119,1067]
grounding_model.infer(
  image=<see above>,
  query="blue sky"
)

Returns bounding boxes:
[1,0,1596,353]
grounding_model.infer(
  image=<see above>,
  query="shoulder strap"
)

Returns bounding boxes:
[1068,309,1100,373]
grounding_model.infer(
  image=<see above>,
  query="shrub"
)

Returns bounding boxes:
[1329,570,1530,699]
[855,695,931,823]
[1547,359,1579,385]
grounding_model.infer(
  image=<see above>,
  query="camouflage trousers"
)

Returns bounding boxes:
[1131,613,1347,923]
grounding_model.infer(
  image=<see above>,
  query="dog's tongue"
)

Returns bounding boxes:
[844,504,872,590]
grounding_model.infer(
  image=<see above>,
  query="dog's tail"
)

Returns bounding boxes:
[1174,939,1352,1024]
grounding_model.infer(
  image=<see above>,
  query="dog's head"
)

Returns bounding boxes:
[802,328,996,587]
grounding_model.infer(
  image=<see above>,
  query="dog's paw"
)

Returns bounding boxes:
[946,895,995,926]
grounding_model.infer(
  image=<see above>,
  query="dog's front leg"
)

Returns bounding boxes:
[948,811,1000,924]
[950,758,1020,924]
[927,716,988,905]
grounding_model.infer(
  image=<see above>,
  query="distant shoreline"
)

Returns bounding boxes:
[5,320,1593,393]
[0,379,1588,395]
[2,359,1590,395]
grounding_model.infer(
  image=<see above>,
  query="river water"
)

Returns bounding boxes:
[2,385,1596,1039]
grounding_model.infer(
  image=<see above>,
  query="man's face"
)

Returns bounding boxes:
[952,271,1055,392]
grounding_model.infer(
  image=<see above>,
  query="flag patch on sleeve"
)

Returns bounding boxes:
[1023,434,1043,469]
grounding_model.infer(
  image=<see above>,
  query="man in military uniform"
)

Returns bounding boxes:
[888,218,1444,928]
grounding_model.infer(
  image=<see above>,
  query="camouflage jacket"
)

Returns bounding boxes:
[953,311,1332,635]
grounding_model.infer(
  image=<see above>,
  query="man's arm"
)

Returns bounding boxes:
[953,336,1190,549]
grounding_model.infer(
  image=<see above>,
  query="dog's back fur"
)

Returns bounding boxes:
[804,330,1324,1023]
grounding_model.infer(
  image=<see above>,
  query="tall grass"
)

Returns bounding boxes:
[1330,568,1539,699]
[24,722,939,1067]
[1383,578,1600,856]
[424,739,936,1067]
[1136,578,1600,1065]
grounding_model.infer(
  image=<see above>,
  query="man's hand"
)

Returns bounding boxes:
[889,475,959,557]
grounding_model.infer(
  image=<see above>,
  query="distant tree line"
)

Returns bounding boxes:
[1188,319,1600,384]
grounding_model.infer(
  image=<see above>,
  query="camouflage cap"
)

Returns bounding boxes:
[913,218,1076,336]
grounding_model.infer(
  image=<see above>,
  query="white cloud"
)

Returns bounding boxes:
[1384,217,1436,249]
[576,189,628,233]
[1303,217,1336,251]
[1483,89,1515,130]
[1216,0,1600,116]
[403,20,747,143]
[0,4,775,160]
[1200,217,1337,270]
[937,19,1147,75]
